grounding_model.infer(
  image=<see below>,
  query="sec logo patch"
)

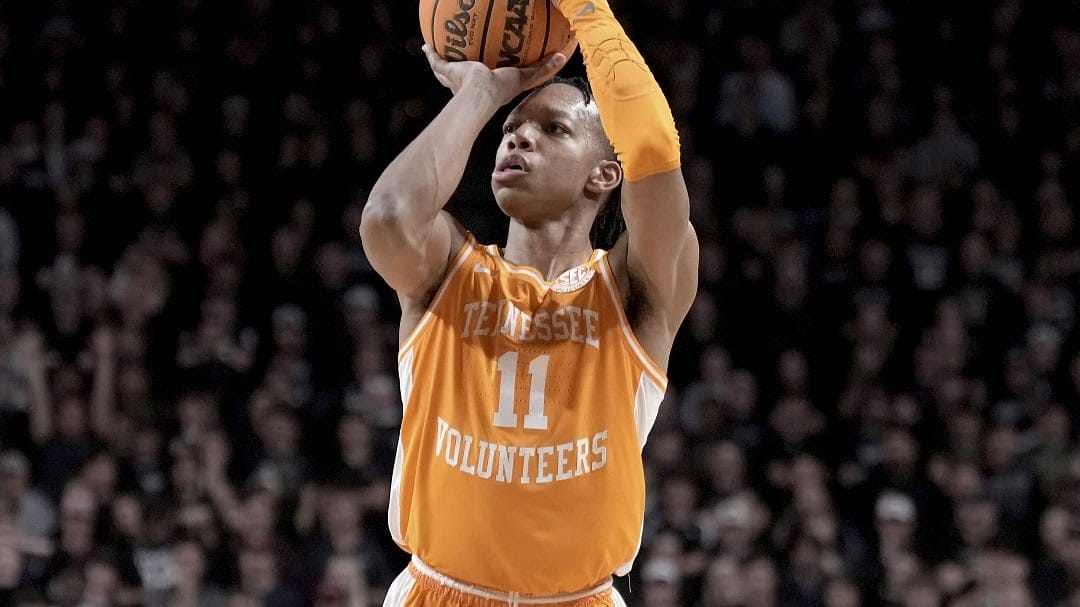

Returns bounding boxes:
[551,265,595,293]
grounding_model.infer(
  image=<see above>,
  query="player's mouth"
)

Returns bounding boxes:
[493,154,529,181]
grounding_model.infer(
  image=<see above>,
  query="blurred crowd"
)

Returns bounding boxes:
[1,0,1080,606]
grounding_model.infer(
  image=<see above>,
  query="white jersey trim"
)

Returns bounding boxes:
[633,372,665,449]
[614,372,664,578]
[388,347,416,546]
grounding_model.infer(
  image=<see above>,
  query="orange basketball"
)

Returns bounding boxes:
[420,0,573,69]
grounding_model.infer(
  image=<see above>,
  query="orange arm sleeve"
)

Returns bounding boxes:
[552,0,680,181]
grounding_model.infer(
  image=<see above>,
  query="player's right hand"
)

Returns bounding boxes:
[421,44,571,107]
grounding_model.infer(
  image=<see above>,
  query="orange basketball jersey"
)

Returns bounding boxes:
[390,235,667,595]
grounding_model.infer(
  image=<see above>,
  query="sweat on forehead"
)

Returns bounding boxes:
[511,81,615,159]
[535,76,594,102]
[515,81,596,116]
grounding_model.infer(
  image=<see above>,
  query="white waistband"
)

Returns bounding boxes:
[410,556,612,605]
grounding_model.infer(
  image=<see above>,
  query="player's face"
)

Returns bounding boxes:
[492,83,606,220]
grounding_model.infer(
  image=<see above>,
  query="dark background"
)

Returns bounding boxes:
[2,0,1080,605]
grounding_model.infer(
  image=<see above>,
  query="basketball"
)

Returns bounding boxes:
[420,0,573,69]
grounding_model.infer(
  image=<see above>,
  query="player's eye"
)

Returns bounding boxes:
[502,123,515,134]
[546,123,568,135]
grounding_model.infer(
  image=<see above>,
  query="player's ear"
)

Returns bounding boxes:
[585,159,621,194]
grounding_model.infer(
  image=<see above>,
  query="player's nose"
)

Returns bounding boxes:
[506,125,536,150]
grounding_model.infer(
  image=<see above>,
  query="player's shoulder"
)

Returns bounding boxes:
[398,212,473,311]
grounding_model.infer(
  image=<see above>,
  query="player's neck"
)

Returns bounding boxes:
[502,220,594,281]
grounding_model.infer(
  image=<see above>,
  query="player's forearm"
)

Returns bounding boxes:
[552,0,680,181]
[366,79,501,226]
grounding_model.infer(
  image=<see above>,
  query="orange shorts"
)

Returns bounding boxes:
[383,557,627,607]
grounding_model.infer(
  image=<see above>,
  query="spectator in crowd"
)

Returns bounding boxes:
[0,451,54,567]
[159,538,228,607]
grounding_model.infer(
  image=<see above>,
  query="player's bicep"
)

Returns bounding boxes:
[359,208,461,299]
[621,168,699,323]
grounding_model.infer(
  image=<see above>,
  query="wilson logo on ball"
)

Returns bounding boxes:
[440,0,476,61]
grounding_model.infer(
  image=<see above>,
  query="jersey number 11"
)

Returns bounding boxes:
[493,351,550,431]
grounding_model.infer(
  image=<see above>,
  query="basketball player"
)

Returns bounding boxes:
[360,0,698,604]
